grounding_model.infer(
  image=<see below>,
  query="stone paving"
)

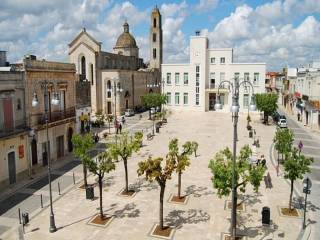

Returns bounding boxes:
[1,111,306,240]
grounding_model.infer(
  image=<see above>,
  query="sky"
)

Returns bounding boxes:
[0,0,320,70]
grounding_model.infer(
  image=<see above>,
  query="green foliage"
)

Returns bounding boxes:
[108,132,141,161]
[85,151,116,177]
[141,93,167,108]
[71,133,94,163]
[273,128,294,156]
[137,156,175,184]
[283,148,313,182]
[134,131,143,147]
[255,93,278,114]
[208,145,265,198]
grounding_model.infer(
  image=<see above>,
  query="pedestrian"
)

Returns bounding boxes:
[116,121,119,134]
[139,114,142,120]
[122,116,125,125]
[261,155,266,167]
[119,123,122,133]
[298,112,301,121]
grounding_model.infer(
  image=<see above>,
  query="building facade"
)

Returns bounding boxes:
[69,7,163,119]
[162,35,266,112]
[0,65,28,190]
[23,56,76,173]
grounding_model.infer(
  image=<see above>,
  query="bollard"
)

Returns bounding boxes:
[58,182,61,195]
[18,208,21,224]
[73,172,75,185]
[40,194,43,208]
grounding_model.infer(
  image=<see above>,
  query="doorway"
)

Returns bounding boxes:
[8,152,16,184]
[209,93,216,111]
[42,142,49,166]
[31,138,38,165]
[57,135,64,158]
[126,99,129,109]
[67,127,73,152]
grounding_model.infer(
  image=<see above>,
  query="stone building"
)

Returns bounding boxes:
[68,7,163,118]
[0,59,28,189]
[22,55,76,173]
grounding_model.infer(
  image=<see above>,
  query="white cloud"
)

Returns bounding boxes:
[195,0,219,12]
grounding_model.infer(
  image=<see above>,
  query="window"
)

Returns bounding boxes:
[244,72,250,81]
[81,56,86,76]
[153,18,157,27]
[254,73,259,85]
[17,98,21,110]
[153,33,156,42]
[175,92,180,105]
[175,73,180,85]
[166,73,171,84]
[183,93,188,105]
[90,64,94,85]
[166,92,171,105]
[153,48,157,59]
[234,72,240,81]
[220,57,225,64]
[183,73,188,85]
[210,57,215,64]
[243,94,249,108]
[195,65,200,105]
[210,72,215,88]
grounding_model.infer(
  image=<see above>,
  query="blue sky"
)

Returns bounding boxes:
[0,0,320,70]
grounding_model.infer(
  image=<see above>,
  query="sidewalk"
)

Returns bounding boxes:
[1,111,306,240]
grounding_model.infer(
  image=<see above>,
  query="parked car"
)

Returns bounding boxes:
[279,115,286,120]
[278,118,287,128]
[272,112,281,122]
[124,109,135,117]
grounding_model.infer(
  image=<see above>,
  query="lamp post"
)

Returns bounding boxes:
[302,177,312,229]
[32,80,60,233]
[107,78,123,127]
[215,78,256,240]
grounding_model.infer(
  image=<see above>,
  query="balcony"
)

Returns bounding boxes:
[0,118,28,138]
[35,107,76,125]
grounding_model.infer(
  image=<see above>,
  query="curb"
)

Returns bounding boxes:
[269,143,311,240]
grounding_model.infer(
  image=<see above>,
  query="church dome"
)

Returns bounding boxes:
[115,22,137,48]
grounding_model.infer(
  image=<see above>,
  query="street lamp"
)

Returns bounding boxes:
[215,78,256,240]
[302,177,312,229]
[107,78,123,127]
[32,80,60,233]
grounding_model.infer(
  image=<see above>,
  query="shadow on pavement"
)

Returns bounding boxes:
[165,209,210,229]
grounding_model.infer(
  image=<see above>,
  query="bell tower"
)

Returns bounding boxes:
[149,6,162,70]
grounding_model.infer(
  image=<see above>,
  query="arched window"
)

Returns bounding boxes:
[153,48,156,59]
[81,56,86,76]
[107,80,111,98]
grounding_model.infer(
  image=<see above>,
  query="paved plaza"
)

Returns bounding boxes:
[1,111,313,240]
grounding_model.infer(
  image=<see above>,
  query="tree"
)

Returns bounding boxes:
[72,133,94,188]
[106,115,113,134]
[208,145,265,202]
[109,132,141,193]
[137,156,175,230]
[85,150,115,219]
[255,93,278,124]
[167,139,194,198]
[283,148,313,210]
[273,128,294,162]
[141,93,167,119]
[134,131,143,147]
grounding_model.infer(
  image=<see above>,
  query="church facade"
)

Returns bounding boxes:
[68,7,162,118]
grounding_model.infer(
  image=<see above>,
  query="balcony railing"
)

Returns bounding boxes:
[36,107,76,125]
[0,118,28,138]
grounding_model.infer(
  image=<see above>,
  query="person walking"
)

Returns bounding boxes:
[122,116,125,125]
[119,123,122,134]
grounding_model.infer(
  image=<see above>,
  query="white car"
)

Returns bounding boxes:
[124,109,135,117]
[278,119,287,128]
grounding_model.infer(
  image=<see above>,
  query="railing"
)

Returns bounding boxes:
[0,118,28,138]
[36,107,76,125]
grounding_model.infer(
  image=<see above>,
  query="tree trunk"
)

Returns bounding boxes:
[178,171,182,198]
[149,109,151,120]
[264,112,268,124]
[83,164,88,188]
[159,183,165,230]
[194,150,197,157]
[289,179,294,210]
[124,158,129,193]
[99,175,103,219]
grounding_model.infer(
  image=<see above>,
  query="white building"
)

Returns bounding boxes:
[162,34,266,112]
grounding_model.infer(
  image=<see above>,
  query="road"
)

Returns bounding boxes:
[280,110,320,239]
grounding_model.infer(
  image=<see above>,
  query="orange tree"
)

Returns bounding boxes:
[137,156,175,230]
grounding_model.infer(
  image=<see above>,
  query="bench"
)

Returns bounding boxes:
[264,172,273,189]
[147,133,153,141]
